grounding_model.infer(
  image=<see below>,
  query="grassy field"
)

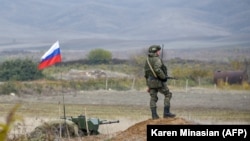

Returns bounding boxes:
[0,88,250,140]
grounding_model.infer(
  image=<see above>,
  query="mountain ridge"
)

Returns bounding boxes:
[0,0,249,51]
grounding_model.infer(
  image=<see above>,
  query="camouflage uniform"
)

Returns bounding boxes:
[144,45,175,119]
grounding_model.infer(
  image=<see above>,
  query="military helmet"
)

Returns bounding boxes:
[148,45,161,53]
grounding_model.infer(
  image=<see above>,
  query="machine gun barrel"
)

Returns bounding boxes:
[100,120,120,124]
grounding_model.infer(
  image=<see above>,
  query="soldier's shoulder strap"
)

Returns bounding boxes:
[146,57,157,78]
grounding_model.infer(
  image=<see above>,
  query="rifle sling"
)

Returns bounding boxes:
[146,57,157,78]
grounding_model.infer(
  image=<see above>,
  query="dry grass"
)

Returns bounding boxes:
[2,103,249,122]
[1,88,250,140]
[1,104,249,141]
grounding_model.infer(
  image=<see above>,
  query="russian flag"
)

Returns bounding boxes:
[38,41,62,70]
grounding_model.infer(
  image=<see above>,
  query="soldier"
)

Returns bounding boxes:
[144,45,176,119]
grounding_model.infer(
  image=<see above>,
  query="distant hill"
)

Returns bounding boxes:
[0,45,249,63]
[0,0,249,54]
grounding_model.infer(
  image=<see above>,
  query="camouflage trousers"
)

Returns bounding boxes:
[148,84,172,108]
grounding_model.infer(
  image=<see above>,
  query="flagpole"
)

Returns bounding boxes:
[38,40,63,136]
[61,69,68,138]
[61,71,66,120]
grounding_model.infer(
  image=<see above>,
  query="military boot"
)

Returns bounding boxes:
[163,106,176,118]
[151,107,159,120]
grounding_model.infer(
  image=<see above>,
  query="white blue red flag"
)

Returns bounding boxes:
[38,41,62,70]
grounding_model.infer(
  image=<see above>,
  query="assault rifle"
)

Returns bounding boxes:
[159,76,178,83]
[166,76,178,80]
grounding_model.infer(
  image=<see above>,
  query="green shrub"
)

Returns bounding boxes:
[0,59,44,81]
[87,49,112,64]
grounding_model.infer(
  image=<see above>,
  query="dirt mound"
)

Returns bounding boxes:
[27,117,196,141]
[111,117,195,141]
